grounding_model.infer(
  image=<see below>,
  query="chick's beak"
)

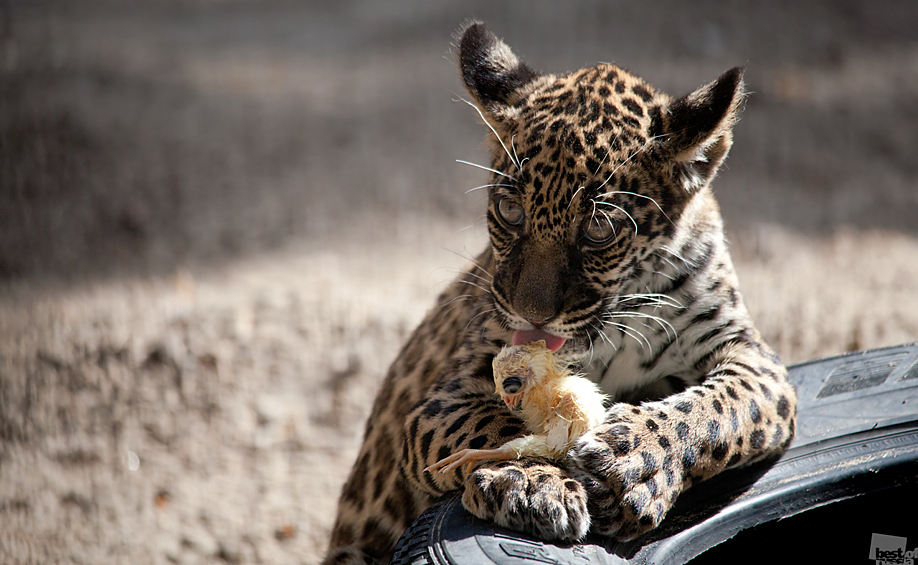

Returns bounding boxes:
[502,393,522,411]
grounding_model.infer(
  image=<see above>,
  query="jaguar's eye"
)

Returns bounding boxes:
[583,214,616,245]
[496,196,524,226]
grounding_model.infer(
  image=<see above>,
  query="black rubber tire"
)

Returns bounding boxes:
[391,342,918,565]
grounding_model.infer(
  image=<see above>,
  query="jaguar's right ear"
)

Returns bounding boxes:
[661,67,746,192]
[457,22,541,117]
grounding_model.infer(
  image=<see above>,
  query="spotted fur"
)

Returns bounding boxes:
[323,22,797,564]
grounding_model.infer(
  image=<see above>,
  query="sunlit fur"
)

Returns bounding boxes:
[474,63,745,398]
[324,23,797,565]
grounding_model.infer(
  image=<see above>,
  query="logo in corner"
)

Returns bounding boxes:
[871,533,917,565]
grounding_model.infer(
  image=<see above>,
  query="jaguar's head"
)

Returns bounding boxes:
[457,22,745,358]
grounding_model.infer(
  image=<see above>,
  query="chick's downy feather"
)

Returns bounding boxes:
[494,342,607,458]
[426,341,607,475]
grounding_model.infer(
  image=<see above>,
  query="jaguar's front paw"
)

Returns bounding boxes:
[568,417,684,540]
[462,458,590,541]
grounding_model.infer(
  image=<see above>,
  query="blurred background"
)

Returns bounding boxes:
[1,1,916,563]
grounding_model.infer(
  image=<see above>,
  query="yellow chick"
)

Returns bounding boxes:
[426,340,608,475]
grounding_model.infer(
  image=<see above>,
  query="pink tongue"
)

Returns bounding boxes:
[512,330,567,352]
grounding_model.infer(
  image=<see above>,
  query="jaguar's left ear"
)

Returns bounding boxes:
[660,67,746,192]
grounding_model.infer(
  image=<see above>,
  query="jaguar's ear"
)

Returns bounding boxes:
[457,22,541,116]
[662,67,745,192]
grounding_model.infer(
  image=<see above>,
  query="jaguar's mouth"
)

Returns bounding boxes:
[511,329,567,352]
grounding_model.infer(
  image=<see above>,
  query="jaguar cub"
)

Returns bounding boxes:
[324,22,797,565]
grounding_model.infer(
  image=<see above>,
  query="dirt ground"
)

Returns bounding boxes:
[1,1,917,563]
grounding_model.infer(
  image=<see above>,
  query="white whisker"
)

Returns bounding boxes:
[460,269,494,285]
[464,307,499,334]
[605,312,677,340]
[601,320,651,351]
[617,293,684,309]
[456,279,492,294]
[455,97,520,171]
[465,183,516,195]
[567,186,585,211]
[438,295,474,318]
[441,248,495,280]
[595,134,665,192]
[596,146,642,192]
[652,269,676,281]
[589,322,617,352]
[597,209,616,237]
[595,190,673,224]
[456,159,518,182]
[440,294,472,307]
[654,253,681,272]
[660,245,697,267]
[594,200,638,235]
[511,134,522,170]
[478,313,501,340]
[444,266,494,288]
[593,143,613,175]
